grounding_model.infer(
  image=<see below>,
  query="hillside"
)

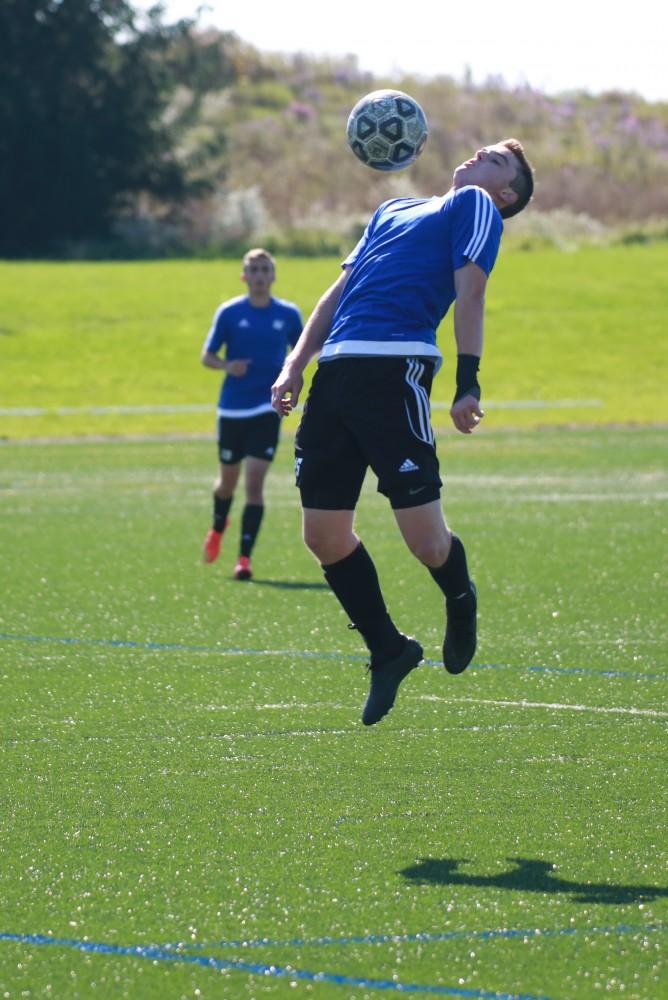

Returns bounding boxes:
[116,29,668,256]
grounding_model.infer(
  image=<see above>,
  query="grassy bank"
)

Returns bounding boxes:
[1,244,666,439]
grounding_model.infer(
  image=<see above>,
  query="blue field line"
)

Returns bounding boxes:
[170,920,668,952]
[475,662,668,681]
[0,932,550,999]
[526,664,668,680]
[1,631,666,681]
[0,630,329,658]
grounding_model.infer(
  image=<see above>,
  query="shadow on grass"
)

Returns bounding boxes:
[250,578,329,591]
[399,857,668,904]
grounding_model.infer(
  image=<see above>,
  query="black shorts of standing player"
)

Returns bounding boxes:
[217,410,281,465]
[295,356,442,510]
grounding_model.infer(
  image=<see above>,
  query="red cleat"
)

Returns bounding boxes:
[233,555,252,580]
[203,527,222,563]
[203,519,229,563]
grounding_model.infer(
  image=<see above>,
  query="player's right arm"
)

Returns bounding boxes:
[200,304,250,375]
[201,351,250,376]
[271,269,350,415]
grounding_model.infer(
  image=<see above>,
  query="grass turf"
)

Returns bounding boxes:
[1,244,667,439]
[1,426,666,998]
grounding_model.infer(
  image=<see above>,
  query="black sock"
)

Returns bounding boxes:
[323,543,403,659]
[240,503,264,557]
[429,534,472,601]
[213,494,232,533]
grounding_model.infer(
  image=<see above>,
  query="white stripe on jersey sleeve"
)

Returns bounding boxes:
[464,188,481,258]
[463,188,494,262]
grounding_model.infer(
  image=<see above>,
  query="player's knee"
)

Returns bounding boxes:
[408,535,451,567]
[302,523,351,564]
[303,526,334,562]
[246,486,265,505]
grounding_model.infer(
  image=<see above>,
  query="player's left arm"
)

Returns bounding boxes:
[271,269,350,415]
[451,261,487,434]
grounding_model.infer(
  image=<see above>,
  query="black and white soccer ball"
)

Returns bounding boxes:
[346,89,428,171]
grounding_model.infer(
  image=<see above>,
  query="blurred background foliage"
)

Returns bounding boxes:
[2,0,668,257]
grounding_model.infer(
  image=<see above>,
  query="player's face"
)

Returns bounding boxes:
[452,143,519,196]
[242,258,275,294]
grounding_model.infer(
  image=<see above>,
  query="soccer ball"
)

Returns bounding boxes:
[346,89,428,171]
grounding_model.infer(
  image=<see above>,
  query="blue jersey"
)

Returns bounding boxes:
[204,295,303,416]
[320,186,503,371]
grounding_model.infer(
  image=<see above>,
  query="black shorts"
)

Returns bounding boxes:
[295,356,442,510]
[217,410,281,465]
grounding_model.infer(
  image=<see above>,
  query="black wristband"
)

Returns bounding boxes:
[454,353,481,403]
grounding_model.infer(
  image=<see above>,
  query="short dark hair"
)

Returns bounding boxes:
[500,138,534,219]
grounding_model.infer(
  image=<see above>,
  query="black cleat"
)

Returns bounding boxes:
[362,636,423,726]
[443,581,477,674]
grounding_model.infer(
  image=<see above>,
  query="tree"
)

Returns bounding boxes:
[0,0,189,255]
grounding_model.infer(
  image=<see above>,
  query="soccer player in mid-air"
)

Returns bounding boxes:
[271,139,534,722]
[202,248,302,580]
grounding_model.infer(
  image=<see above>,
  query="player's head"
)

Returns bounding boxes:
[242,248,276,291]
[453,139,534,219]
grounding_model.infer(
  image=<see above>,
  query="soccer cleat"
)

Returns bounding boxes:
[203,528,222,563]
[362,636,423,726]
[443,581,477,674]
[203,519,229,563]
[233,555,252,581]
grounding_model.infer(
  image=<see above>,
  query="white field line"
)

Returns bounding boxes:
[436,695,668,718]
[444,472,666,486]
[0,404,212,416]
[4,475,664,503]
[479,492,668,502]
[434,399,603,410]
[0,399,603,417]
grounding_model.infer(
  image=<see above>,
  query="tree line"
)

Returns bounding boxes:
[2,0,667,258]
[0,0,193,255]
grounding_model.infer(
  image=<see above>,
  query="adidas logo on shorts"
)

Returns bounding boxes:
[398,458,420,473]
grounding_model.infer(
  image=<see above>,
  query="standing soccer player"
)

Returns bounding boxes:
[202,248,303,580]
[272,139,534,722]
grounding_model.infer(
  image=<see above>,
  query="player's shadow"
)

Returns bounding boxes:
[250,578,329,590]
[399,857,668,905]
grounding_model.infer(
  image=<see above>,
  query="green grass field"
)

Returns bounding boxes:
[1,251,666,997]
[1,244,667,439]
[1,424,666,999]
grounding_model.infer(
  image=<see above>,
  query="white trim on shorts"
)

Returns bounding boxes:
[404,358,435,446]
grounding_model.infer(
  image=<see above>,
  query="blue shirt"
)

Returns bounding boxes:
[320,185,503,371]
[204,295,303,416]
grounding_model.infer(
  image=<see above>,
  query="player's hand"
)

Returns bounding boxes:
[450,394,484,434]
[271,366,303,416]
[226,358,251,376]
